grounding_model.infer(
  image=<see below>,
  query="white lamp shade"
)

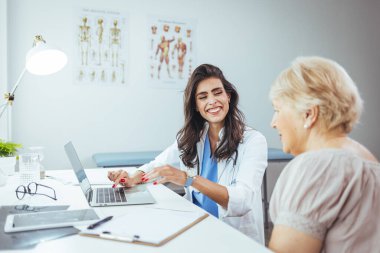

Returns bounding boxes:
[25,42,67,75]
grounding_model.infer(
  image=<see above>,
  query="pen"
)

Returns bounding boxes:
[100,232,140,242]
[87,216,113,229]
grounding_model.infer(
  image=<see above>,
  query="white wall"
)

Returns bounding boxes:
[0,0,9,139]
[6,0,380,170]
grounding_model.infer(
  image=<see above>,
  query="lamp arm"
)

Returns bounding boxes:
[10,67,26,95]
[0,100,9,119]
[0,67,26,120]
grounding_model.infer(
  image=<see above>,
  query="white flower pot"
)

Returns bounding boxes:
[0,156,17,176]
[0,168,6,186]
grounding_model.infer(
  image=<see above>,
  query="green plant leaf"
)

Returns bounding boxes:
[0,139,22,157]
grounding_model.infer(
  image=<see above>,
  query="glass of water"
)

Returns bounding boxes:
[28,146,45,179]
[19,153,40,185]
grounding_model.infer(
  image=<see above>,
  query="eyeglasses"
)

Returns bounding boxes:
[13,204,52,213]
[15,182,57,200]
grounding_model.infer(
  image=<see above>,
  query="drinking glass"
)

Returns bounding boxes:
[28,146,45,179]
[19,153,40,185]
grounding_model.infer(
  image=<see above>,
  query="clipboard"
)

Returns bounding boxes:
[80,207,209,246]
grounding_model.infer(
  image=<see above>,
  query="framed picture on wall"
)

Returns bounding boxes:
[75,8,129,86]
[147,15,197,89]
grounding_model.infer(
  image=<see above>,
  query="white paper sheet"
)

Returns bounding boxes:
[81,207,208,245]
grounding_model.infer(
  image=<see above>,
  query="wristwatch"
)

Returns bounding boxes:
[184,169,196,187]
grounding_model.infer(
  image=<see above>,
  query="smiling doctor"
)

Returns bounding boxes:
[108,64,268,244]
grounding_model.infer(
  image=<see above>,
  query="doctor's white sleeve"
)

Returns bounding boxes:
[224,131,268,217]
[137,140,181,173]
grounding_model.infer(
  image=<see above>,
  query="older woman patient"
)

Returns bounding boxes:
[268,56,380,253]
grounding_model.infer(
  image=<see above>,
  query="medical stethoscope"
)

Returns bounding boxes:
[196,152,239,186]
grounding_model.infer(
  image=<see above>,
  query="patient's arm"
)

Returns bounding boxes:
[269,225,322,253]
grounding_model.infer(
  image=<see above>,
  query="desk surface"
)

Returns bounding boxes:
[0,169,271,253]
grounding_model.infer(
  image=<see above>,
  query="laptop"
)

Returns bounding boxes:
[64,141,156,207]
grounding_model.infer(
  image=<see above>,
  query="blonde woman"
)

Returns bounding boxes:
[268,56,380,253]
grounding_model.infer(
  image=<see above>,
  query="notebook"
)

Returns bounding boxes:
[64,141,156,207]
[80,207,208,246]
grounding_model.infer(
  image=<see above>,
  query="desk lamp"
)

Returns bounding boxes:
[0,35,67,120]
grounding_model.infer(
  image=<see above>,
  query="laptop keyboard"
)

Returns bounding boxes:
[96,187,127,203]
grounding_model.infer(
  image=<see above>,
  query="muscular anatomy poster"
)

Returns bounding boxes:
[148,16,196,89]
[75,8,128,85]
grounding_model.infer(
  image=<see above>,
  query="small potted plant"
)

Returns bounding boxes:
[0,139,22,179]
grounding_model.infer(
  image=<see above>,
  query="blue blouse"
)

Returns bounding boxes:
[192,134,219,217]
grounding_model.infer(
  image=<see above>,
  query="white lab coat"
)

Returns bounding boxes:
[139,125,268,244]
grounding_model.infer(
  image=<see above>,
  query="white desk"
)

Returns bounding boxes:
[0,169,271,253]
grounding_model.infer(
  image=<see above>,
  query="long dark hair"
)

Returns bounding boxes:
[176,64,245,168]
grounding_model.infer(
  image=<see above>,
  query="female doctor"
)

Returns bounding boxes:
[108,64,268,244]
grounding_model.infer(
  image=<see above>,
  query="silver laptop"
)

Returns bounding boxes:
[64,141,156,207]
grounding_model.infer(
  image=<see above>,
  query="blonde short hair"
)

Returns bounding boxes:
[269,56,363,133]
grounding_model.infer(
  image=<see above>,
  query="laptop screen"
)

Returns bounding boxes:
[64,141,92,195]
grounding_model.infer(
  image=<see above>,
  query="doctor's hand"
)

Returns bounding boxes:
[107,169,144,188]
[142,165,187,186]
